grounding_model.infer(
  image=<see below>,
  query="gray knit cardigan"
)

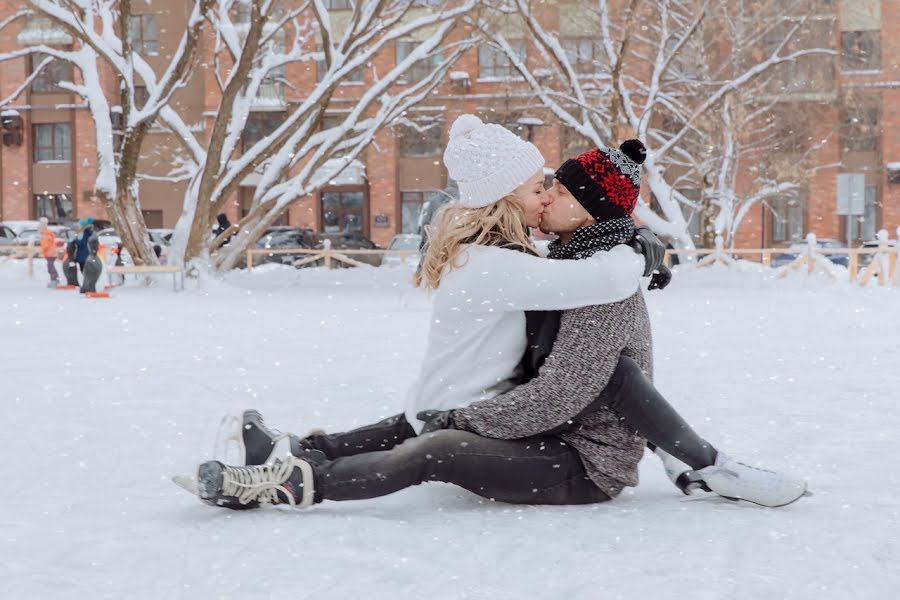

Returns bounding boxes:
[453,292,652,498]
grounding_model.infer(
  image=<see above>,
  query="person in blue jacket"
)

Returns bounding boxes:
[74,217,95,274]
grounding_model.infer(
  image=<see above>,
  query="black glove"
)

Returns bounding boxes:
[648,264,672,290]
[628,227,665,277]
[417,410,457,434]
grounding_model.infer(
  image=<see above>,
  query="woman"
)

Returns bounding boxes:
[186,114,656,509]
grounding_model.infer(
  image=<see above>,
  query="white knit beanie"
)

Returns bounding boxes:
[443,114,545,209]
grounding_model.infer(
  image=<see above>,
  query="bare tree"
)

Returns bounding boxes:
[162,0,479,271]
[0,0,214,265]
[478,0,834,249]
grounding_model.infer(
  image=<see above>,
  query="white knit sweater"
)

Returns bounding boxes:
[404,244,645,431]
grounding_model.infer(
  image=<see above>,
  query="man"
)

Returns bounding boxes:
[194,142,805,509]
[38,218,59,288]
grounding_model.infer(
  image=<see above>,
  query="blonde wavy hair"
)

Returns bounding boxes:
[413,196,537,290]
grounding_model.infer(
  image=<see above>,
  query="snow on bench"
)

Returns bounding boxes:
[107,265,184,291]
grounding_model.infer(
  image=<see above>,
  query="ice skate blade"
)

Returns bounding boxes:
[172,474,199,496]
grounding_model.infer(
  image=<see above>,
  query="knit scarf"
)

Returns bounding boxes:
[547,217,635,260]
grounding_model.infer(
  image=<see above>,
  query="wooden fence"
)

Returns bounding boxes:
[6,234,898,288]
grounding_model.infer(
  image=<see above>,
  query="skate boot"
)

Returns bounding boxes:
[196,456,315,510]
[654,447,710,495]
[241,409,306,465]
[697,453,808,507]
[215,409,303,466]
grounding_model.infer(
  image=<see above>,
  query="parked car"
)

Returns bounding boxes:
[316,231,382,267]
[0,224,18,246]
[380,234,422,268]
[1,220,40,237]
[96,228,172,264]
[858,238,898,269]
[149,228,175,244]
[254,228,318,267]
[771,238,849,268]
[14,225,75,250]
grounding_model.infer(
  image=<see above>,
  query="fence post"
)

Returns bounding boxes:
[323,238,332,269]
[805,233,817,274]
[762,250,772,268]
[246,249,253,271]
[849,249,859,282]
[894,227,900,288]
[877,229,888,287]
[26,240,35,277]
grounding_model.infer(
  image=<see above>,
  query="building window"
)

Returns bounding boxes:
[841,104,879,152]
[324,0,352,8]
[478,41,526,79]
[316,46,364,83]
[560,125,591,159]
[841,31,880,71]
[397,123,442,156]
[396,41,444,83]
[33,123,72,162]
[134,85,149,109]
[127,15,159,55]
[322,190,365,233]
[242,112,286,150]
[769,194,805,244]
[33,193,73,220]
[30,53,72,93]
[400,191,442,234]
[561,38,603,75]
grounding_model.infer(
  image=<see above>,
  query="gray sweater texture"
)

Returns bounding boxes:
[453,291,652,497]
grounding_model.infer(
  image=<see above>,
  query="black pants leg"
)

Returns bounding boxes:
[312,430,610,506]
[574,355,717,470]
[298,413,417,460]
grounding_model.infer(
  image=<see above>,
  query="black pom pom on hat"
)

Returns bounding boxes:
[619,139,646,165]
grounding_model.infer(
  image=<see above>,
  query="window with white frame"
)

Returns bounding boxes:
[478,41,525,79]
[30,53,72,93]
[127,15,159,55]
[33,123,72,162]
[396,41,444,83]
[561,38,603,75]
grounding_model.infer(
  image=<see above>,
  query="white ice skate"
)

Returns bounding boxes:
[697,453,808,507]
[653,448,710,495]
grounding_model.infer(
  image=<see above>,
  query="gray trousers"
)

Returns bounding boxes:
[302,415,610,506]
[46,257,58,282]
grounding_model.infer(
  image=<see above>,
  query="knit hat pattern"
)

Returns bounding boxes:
[443,114,545,209]
[555,140,646,222]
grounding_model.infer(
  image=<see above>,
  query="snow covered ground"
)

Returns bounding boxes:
[3,260,898,599]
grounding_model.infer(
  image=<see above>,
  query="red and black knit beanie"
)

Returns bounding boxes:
[554,140,646,222]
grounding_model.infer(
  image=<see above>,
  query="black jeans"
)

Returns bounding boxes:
[299,413,417,459]
[310,429,610,505]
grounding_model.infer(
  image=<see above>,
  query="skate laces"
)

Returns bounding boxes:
[221,457,304,506]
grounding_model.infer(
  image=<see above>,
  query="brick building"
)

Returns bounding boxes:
[0,0,897,249]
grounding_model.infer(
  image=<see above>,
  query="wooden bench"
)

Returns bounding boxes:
[107,265,185,291]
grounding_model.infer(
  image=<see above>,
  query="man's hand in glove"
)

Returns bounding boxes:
[649,264,673,290]
[628,226,665,276]
[417,410,457,434]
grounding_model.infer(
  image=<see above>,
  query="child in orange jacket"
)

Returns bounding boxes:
[38,218,59,287]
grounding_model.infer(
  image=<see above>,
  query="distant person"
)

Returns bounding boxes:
[74,217,95,274]
[213,214,233,245]
[38,218,59,287]
[153,244,168,265]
